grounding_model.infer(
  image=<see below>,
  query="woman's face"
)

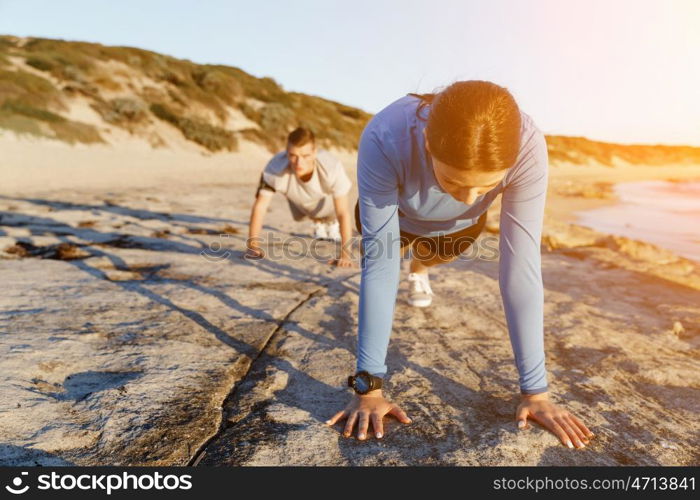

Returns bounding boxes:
[431,157,505,204]
[424,129,507,204]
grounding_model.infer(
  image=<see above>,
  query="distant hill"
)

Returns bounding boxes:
[0,35,371,153]
[545,135,700,167]
[1,35,699,166]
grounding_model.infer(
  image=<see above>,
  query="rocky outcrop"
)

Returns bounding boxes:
[1,184,698,466]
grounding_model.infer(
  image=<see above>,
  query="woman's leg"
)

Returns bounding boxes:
[409,239,465,270]
[405,213,487,306]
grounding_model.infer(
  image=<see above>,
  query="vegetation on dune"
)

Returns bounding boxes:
[0,35,371,151]
[150,103,238,152]
[0,35,699,164]
[546,135,700,167]
[0,68,63,109]
[1,99,64,122]
[92,97,148,125]
[0,64,103,144]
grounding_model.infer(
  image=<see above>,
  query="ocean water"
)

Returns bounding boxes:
[574,179,700,263]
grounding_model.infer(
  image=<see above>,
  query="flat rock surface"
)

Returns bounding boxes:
[1,184,698,465]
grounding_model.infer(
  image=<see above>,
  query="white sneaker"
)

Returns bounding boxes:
[313,221,328,240]
[326,221,341,242]
[407,272,434,307]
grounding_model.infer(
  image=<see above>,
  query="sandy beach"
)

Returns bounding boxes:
[1,133,699,466]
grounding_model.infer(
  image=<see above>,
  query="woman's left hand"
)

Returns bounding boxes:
[515,392,594,449]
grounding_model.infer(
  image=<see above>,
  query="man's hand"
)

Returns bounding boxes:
[515,392,595,449]
[244,246,265,260]
[327,256,357,268]
[325,390,411,439]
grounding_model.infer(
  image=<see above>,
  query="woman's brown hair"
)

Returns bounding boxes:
[409,80,521,172]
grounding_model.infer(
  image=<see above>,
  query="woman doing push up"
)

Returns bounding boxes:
[326,80,594,449]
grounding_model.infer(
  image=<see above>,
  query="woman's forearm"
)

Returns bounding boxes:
[356,211,402,376]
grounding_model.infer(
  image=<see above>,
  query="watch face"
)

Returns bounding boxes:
[354,374,370,393]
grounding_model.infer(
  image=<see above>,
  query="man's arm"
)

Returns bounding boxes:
[331,193,355,265]
[247,190,273,256]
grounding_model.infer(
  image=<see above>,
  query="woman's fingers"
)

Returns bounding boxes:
[540,416,574,448]
[515,406,529,429]
[555,415,586,448]
[357,412,370,440]
[371,413,384,439]
[325,410,347,426]
[343,412,358,438]
[388,404,412,424]
[561,414,589,444]
[569,413,595,439]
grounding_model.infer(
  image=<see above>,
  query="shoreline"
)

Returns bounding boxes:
[571,179,700,264]
[545,162,700,224]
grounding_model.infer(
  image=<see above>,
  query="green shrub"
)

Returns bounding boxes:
[238,127,279,151]
[94,97,147,124]
[25,56,55,72]
[150,102,179,124]
[150,103,237,152]
[260,103,295,134]
[0,100,65,122]
[191,68,242,105]
[336,103,364,120]
[177,117,237,152]
[0,69,58,93]
[0,104,102,144]
[0,36,17,49]
[49,120,103,144]
[0,110,47,137]
[238,101,261,122]
[0,69,63,109]
[22,38,95,72]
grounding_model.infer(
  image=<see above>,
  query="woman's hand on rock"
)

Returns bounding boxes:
[515,392,595,449]
[325,390,411,439]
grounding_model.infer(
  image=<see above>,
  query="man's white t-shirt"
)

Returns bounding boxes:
[259,149,352,215]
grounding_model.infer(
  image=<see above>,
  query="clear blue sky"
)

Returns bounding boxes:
[1,0,698,146]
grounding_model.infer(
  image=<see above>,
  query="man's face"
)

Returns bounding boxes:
[287,142,316,178]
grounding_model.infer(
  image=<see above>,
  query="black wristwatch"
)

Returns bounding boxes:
[347,370,383,395]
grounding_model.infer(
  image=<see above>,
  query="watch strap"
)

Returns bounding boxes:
[348,371,383,394]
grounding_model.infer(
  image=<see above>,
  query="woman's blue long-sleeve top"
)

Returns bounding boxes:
[356,94,549,395]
